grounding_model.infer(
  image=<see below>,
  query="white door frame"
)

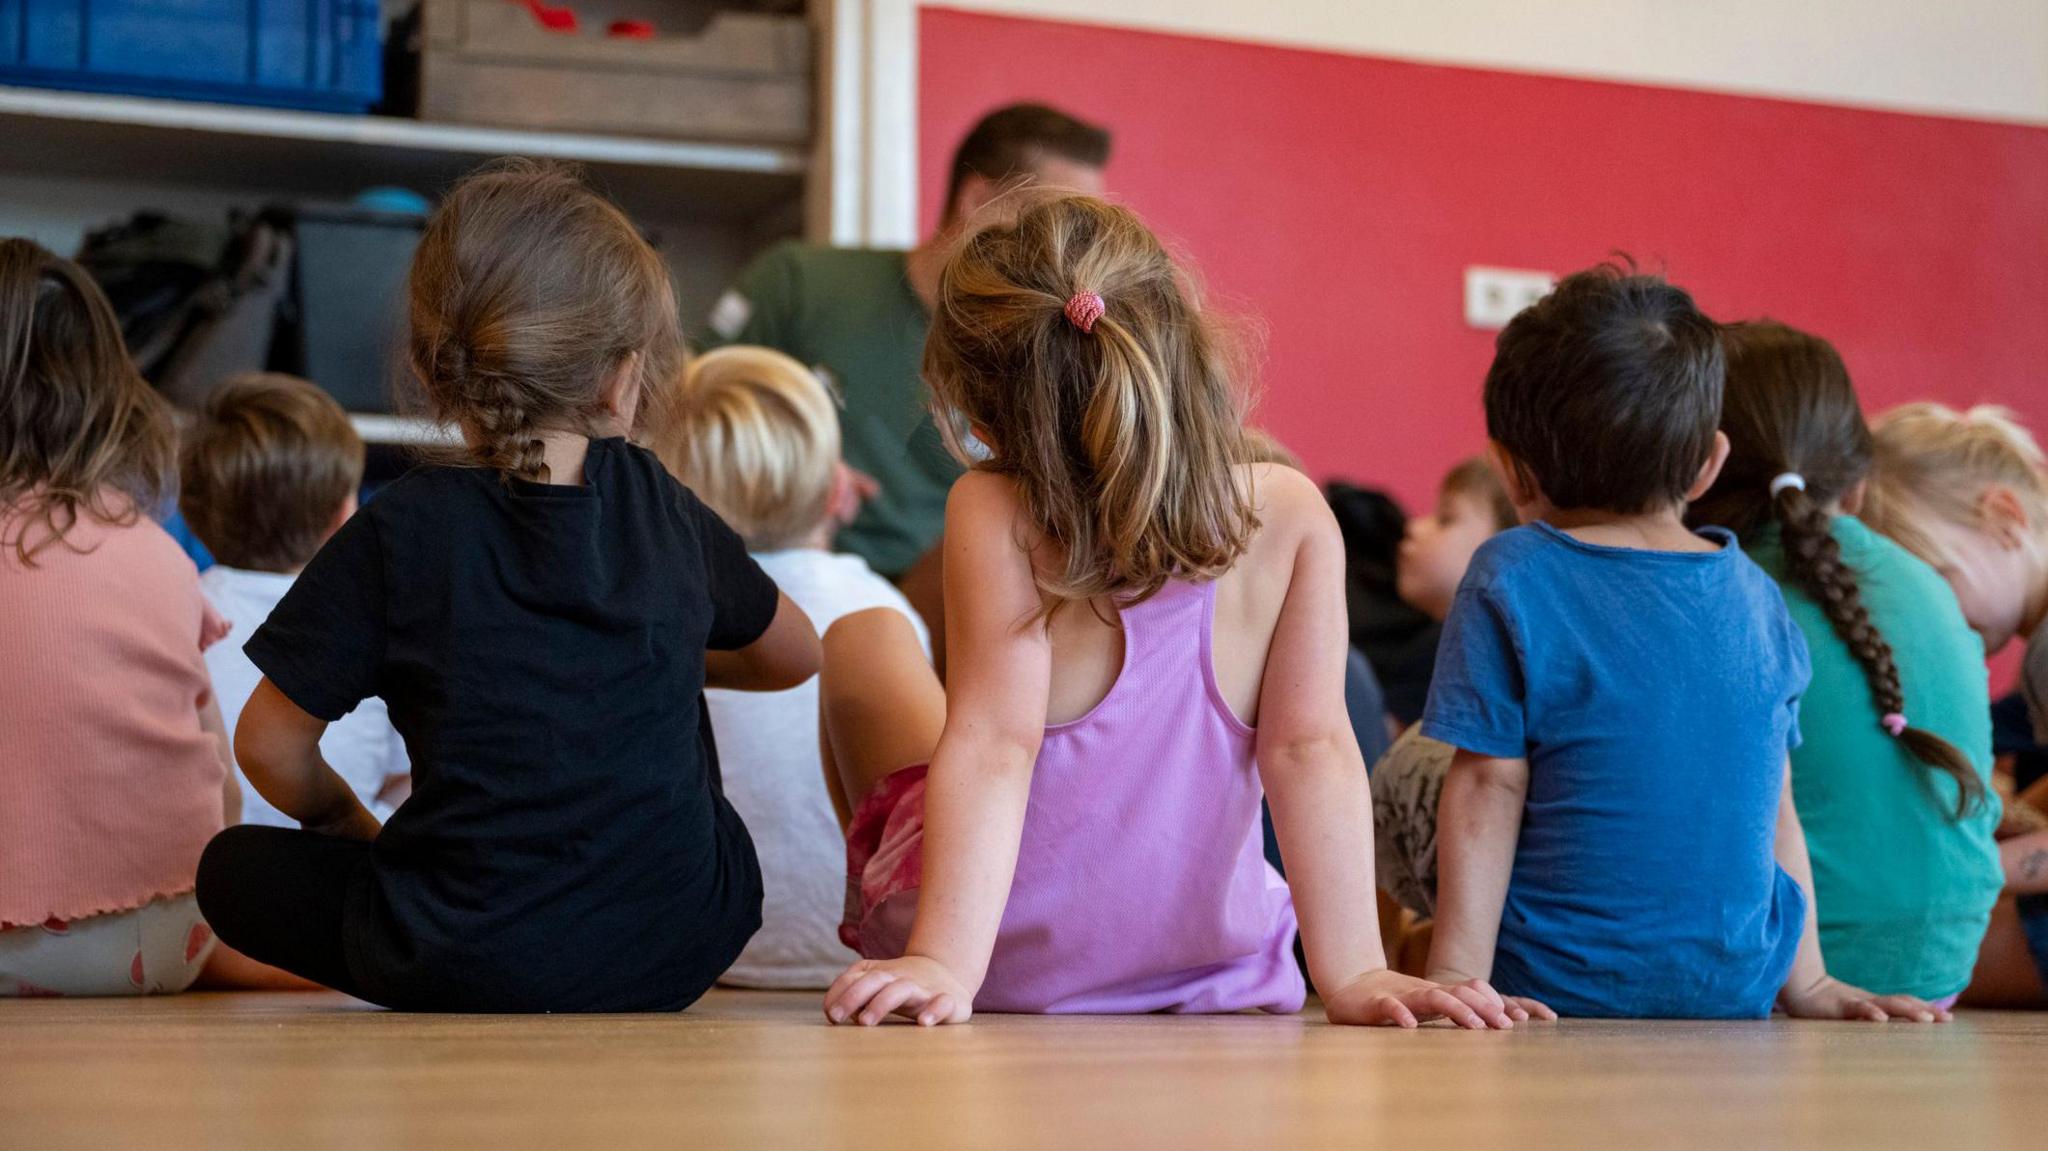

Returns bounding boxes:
[810,0,921,248]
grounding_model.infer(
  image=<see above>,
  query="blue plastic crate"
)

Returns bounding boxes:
[0,1,382,113]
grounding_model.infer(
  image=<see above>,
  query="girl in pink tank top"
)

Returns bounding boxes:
[821,196,1530,1029]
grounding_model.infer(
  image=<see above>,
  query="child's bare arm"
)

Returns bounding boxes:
[1426,749,1527,988]
[1773,766,1945,1021]
[704,591,820,691]
[235,678,379,841]
[824,473,1049,1026]
[1258,474,1521,1029]
[2000,829,2048,895]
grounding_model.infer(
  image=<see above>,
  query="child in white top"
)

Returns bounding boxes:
[648,345,928,988]
[179,374,408,827]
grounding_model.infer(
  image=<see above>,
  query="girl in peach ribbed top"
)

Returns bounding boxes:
[0,239,234,997]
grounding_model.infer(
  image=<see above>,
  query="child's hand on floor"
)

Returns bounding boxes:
[1322,969,1550,1029]
[1778,974,1950,1022]
[824,956,974,1027]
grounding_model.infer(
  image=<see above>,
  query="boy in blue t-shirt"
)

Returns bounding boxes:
[1421,264,1949,1021]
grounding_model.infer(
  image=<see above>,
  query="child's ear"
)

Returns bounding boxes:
[1838,478,1869,516]
[826,460,861,526]
[1486,441,1539,518]
[602,352,643,427]
[323,492,359,546]
[1980,485,2032,549]
[1684,431,1733,502]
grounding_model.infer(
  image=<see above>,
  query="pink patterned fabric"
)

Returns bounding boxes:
[840,763,928,957]
[0,501,229,928]
[842,579,1304,1014]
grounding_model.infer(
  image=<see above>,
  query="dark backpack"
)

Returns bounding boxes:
[75,209,295,410]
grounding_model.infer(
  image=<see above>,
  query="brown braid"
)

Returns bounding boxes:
[405,160,680,485]
[1775,485,1985,817]
[1693,320,1988,820]
[1695,323,1998,815]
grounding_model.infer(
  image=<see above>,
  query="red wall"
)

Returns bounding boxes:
[920,8,2048,515]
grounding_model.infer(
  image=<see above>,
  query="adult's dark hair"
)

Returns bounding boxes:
[944,103,1112,223]
[1483,261,1723,514]
[1692,320,1986,818]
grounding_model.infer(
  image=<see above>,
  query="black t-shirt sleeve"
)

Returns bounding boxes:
[686,491,781,651]
[243,507,387,722]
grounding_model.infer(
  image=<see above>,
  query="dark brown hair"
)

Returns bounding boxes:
[408,160,681,482]
[1484,261,1724,514]
[945,104,1112,224]
[0,238,176,564]
[1443,456,1516,531]
[179,372,364,572]
[1692,320,1985,818]
[925,194,1253,612]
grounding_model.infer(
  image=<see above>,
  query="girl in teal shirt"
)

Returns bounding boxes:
[1692,321,2002,1003]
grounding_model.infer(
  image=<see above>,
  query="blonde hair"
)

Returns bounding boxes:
[1239,428,1302,472]
[924,194,1254,611]
[1864,402,2048,567]
[648,346,839,550]
[408,160,681,482]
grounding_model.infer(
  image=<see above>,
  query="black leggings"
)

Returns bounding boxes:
[195,825,377,1002]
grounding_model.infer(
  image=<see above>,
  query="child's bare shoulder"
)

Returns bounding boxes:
[945,469,1043,552]
[1240,463,1339,547]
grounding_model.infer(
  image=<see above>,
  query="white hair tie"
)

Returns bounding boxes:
[1769,472,1806,497]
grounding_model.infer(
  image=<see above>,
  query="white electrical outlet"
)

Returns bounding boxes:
[1464,266,1556,331]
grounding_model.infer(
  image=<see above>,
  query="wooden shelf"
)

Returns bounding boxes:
[0,86,808,219]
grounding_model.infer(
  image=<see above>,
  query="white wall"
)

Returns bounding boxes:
[927,0,2048,126]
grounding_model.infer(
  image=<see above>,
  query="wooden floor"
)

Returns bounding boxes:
[4,990,2045,1150]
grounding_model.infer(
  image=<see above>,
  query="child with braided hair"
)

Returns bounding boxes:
[193,162,821,1011]
[1691,321,2000,1007]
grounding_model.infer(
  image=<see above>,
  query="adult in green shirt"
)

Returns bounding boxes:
[702,104,1112,589]
[1692,322,2003,1003]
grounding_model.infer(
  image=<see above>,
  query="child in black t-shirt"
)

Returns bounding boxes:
[193,161,820,1012]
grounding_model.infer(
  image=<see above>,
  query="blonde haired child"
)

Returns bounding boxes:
[647,345,930,988]
[1863,402,2048,1008]
[0,239,232,995]
[193,162,820,1013]
[822,194,1521,1028]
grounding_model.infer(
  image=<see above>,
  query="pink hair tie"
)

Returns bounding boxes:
[1881,712,1909,737]
[1064,291,1106,334]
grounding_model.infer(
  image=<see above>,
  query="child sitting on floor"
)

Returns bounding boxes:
[822,194,1523,1029]
[1420,263,1942,1021]
[181,373,410,828]
[647,345,930,990]
[1372,457,1517,919]
[0,239,232,996]
[1861,402,2048,1009]
[1687,322,2001,1009]
[193,161,821,1013]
